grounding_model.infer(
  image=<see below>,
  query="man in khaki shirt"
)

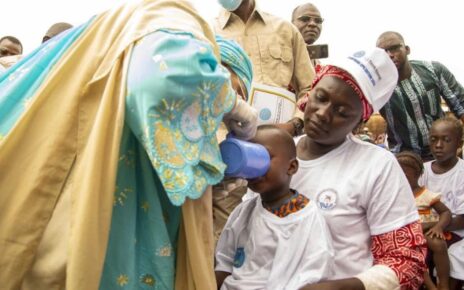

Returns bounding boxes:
[213,0,313,242]
[214,0,314,102]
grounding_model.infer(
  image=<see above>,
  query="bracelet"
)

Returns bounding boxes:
[290,117,304,136]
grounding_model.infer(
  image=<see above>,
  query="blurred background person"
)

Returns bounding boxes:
[0,35,22,57]
[42,22,73,43]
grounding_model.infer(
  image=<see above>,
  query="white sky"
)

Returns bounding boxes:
[2,0,463,82]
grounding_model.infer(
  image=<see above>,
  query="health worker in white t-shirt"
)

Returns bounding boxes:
[294,48,427,290]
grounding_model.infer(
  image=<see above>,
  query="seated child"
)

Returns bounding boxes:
[215,125,334,290]
[419,117,464,289]
[396,151,452,290]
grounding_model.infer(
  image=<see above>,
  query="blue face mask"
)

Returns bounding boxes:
[218,0,243,11]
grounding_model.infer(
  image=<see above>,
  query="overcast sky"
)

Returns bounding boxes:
[2,0,463,82]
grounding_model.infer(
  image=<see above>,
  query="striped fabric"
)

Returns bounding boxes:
[380,60,464,159]
[264,190,310,218]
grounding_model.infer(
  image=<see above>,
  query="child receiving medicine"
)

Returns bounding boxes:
[215,125,334,290]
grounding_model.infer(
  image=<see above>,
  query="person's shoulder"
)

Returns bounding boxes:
[233,195,259,214]
[430,60,447,69]
[409,59,433,66]
[226,195,259,228]
[423,160,433,169]
[454,158,464,171]
[258,10,285,23]
[410,60,449,75]
[348,134,395,159]
[258,10,299,33]
[213,9,231,31]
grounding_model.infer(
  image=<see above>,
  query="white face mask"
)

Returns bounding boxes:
[218,0,243,11]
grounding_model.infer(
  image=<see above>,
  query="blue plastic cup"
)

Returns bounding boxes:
[219,136,270,179]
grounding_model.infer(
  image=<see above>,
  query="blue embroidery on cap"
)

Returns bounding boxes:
[348,56,376,86]
[353,51,365,58]
[233,247,245,268]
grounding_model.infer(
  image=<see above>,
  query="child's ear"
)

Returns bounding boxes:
[287,158,299,175]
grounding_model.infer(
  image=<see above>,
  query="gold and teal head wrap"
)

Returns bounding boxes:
[216,35,253,100]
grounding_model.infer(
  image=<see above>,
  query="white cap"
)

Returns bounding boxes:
[331,48,398,112]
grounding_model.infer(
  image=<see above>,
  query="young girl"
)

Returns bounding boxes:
[396,151,452,290]
[421,117,464,290]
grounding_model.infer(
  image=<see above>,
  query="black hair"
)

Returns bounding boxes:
[377,31,405,44]
[396,151,424,175]
[432,116,463,141]
[256,124,296,159]
[291,3,318,21]
[0,36,23,53]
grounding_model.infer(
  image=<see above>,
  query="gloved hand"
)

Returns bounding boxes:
[223,97,258,140]
[213,178,248,197]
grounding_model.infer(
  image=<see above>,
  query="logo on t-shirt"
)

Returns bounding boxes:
[316,189,338,210]
[233,247,245,268]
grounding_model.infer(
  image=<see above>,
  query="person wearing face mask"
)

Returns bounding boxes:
[0,36,23,71]
[214,0,313,131]
[0,35,22,57]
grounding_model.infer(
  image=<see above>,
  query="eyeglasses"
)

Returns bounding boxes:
[297,15,324,24]
[383,44,403,53]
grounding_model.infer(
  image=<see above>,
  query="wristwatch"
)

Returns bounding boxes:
[289,117,304,136]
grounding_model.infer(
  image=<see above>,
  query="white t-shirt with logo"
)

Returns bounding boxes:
[290,134,419,280]
[420,158,464,237]
[215,196,334,290]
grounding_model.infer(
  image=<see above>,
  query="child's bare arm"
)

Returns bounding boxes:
[446,214,464,232]
[215,271,231,290]
[427,201,452,238]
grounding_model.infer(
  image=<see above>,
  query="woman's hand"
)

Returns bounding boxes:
[212,178,248,197]
[223,98,258,140]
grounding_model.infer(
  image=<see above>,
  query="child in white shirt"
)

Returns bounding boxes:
[419,117,464,289]
[215,125,334,290]
[396,151,452,290]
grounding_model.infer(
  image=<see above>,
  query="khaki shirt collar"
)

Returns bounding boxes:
[218,4,267,29]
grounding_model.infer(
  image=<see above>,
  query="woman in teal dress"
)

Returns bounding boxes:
[0,1,255,289]
[100,31,255,290]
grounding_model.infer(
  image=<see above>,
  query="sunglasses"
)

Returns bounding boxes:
[297,15,324,24]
